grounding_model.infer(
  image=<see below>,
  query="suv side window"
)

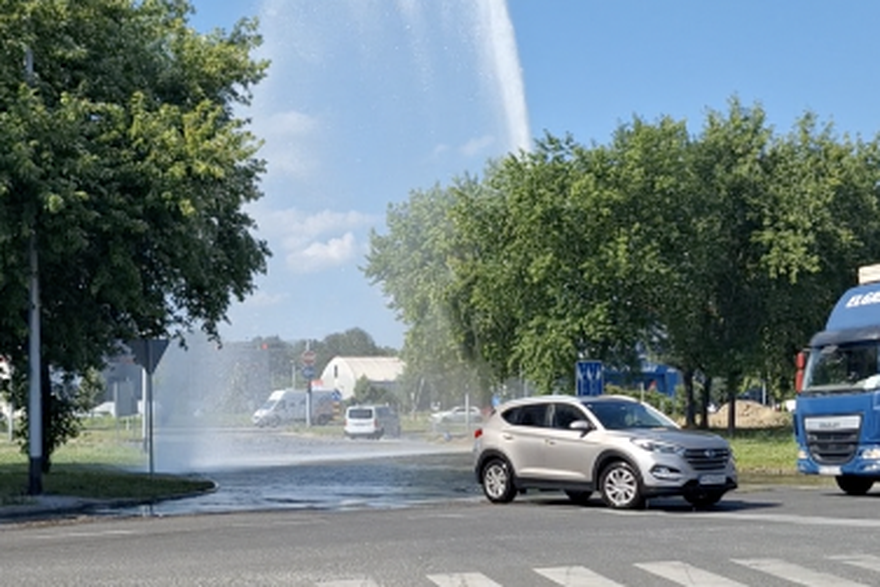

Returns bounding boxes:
[503,403,548,427]
[551,403,586,430]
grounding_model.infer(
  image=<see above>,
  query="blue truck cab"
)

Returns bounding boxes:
[795,263,880,495]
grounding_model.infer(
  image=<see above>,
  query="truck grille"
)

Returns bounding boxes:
[807,430,859,465]
[684,448,731,470]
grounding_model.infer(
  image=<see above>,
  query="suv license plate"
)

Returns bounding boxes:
[699,474,726,485]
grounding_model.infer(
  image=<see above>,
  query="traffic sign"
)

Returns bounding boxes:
[301,349,317,366]
[302,365,316,380]
[576,360,604,396]
[128,339,169,375]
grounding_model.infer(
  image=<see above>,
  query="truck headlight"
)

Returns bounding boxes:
[631,438,684,456]
[861,447,880,460]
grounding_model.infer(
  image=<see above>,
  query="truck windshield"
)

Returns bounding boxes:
[804,341,880,392]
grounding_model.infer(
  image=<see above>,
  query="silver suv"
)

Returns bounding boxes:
[473,395,736,509]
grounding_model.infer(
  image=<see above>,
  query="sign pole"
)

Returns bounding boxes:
[301,347,317,427]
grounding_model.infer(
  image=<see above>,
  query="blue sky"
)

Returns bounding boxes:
[188,0,880,350]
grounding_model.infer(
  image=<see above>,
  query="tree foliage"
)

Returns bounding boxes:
[365,97,880,426]
[0,0,270,461]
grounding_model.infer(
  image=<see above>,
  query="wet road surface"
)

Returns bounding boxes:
[104,428,481,517]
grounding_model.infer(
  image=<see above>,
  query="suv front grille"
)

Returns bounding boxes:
[684,448,730,470]
[807,430,859,465]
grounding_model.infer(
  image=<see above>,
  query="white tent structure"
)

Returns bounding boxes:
[320,356,405,400]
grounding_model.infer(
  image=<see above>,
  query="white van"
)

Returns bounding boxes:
[343,405,400,439]
[252,389,337,427]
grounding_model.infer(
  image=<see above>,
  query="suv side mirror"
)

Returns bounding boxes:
[569,420,592,436]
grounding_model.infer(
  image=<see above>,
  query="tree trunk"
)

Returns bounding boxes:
[699,377,712,429]
[683,368,696,428]
[726,370,742,436]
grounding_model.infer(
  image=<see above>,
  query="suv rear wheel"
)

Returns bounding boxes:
[600,461,644,509]
[481,458,516,503]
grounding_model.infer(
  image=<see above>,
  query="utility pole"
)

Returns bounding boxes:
[25,45,43,495]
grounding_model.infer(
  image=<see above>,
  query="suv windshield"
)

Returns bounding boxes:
[804,341,880,393]
[582,400,677,430]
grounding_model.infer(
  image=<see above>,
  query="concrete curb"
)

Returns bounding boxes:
[0,482,219,525]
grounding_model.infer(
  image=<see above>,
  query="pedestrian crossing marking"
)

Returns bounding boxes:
[427,572,503,587]
[635,561,748,586]
[535,565,625,586]
[317,553,880,587]
[732,557,869,587]
[829,553,880,573]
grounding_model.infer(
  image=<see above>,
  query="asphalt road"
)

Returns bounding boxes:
[4,484,880,586]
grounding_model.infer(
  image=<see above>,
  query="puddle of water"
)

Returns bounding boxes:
[111,431,479,517]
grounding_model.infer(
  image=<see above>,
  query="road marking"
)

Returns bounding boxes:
[36,529,135,540]
[606,509,880,528]
[316,580,380,587]
[732,558,870,587]
[635,561,748,586]
[829,553,880,573]
[535,565,626,586]
[427,572,503,586]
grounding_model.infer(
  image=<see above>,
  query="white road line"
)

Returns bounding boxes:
[36,529,136,539]
[427,572,503,587]
[316,580,380,587]
[535,565,626,586]
[732,557,870,587]
[606,509,880,528]
[829,553,880,573]
[635,561,748,587]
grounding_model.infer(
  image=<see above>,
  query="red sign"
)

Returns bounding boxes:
[301,350,317,366]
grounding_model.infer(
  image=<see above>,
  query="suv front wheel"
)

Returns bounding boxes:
[600,460,644,509]
[481,458,516,503]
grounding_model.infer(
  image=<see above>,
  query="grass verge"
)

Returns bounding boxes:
[0,423,213,505]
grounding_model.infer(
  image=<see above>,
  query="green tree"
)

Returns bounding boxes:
[364,181,489,409]
[446,132,673,393]
[0,0,270,468]
[365,95,880,436]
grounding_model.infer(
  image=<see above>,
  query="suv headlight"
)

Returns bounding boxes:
[631,438,685,456]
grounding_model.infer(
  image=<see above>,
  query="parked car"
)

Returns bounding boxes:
[473,394,737,509]
[344,405,400,439]
[430,405,482,425]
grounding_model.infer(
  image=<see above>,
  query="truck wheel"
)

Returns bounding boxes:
[600,460,645,509]
[836,475,874,495]
[481,458,516,503]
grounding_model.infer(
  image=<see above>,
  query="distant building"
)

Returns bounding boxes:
[320,356,405,400]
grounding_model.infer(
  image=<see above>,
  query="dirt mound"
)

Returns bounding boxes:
[708,400,790,428]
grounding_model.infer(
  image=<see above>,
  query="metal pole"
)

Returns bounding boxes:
[146,343,154,477]
[25,46,43,495]
[305,341,312,427]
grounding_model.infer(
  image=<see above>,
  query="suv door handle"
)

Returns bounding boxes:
[545,439,555,446]
[501,433,513,440]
